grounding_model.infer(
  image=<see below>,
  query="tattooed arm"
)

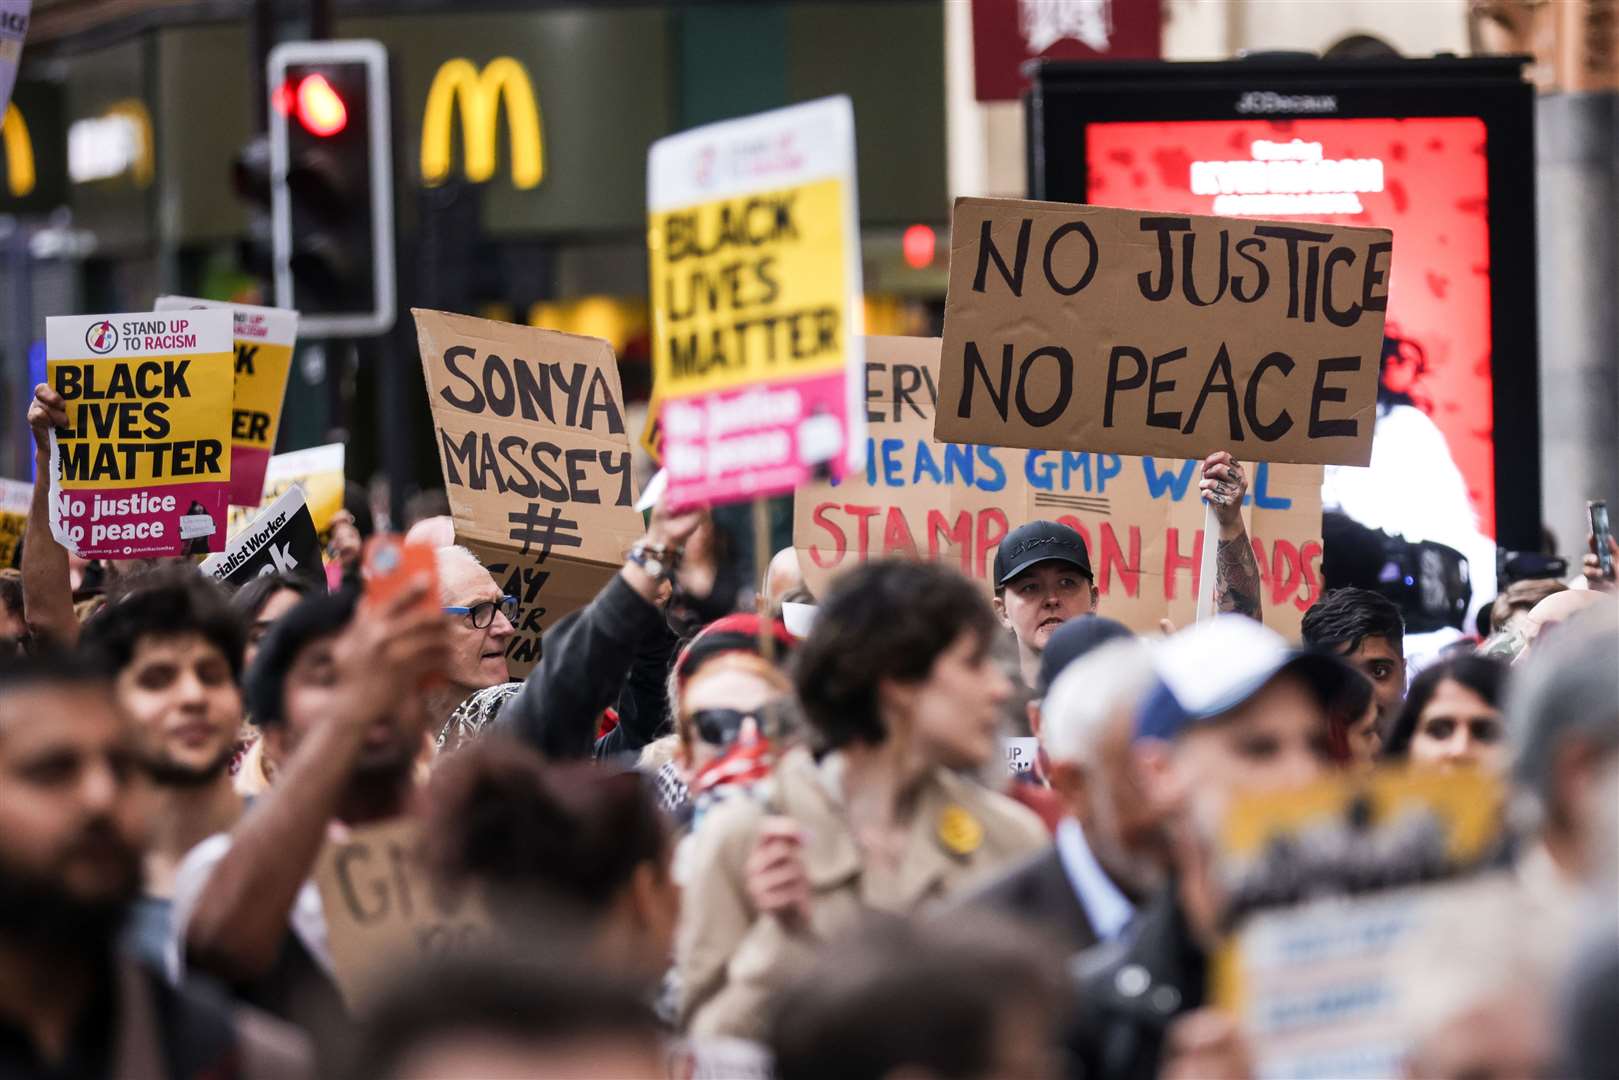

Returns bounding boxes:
[1200,452,1263,622]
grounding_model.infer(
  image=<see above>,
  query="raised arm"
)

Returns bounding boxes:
[22,384,79,649]
[500,497,710,760]
[184,581,447,983]
[1200,452,1263,622]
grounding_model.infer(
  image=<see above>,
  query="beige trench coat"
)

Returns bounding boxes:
[676,745,1049,1040]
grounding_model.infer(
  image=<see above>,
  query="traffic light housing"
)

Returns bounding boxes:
[268,40,394,337]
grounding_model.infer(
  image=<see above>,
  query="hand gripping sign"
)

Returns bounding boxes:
[46,310,234,559]
[155,296,298,506]
[646,95,866,508]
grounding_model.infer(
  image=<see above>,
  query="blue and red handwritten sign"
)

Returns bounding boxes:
[793,337,1324,638]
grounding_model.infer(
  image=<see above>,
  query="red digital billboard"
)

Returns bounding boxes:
[1086,118,1497,541]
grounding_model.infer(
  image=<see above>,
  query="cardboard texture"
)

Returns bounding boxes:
[935,198,1392,466]
[795,337,1324,639]
[45,310,235,559]
[313,818,490,1011]
[414,310,644,674]
[200,484,325,591]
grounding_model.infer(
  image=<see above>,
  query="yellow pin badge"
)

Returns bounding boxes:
[936,805,983,857]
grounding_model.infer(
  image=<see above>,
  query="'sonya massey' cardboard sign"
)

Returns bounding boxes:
[935,198,1392,466]
[155,295,298,507]
[796,337,1325,640]
[46,310,234,559]
[414,309,645,676]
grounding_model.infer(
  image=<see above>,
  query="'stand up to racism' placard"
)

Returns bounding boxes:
[46,310,234,559]
[795,337,1325,639]
[647,95,865,507]
[935,198,1392,466]
[415,310,646,677]
[156,296,298,506]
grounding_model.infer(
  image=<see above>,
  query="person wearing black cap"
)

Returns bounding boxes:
[1064,615,1352,1080]
[996,452,1263,689]
[993,521,1099,689]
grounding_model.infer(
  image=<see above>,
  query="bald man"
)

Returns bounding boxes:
[763,547,806,605]
[1519,589,1608,657]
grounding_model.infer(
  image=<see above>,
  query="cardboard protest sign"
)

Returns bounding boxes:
[414,310,645,676]
[1212,768,1510,1079]
[200,484,324,590]
[155,296,298,507]
[313,818,490,1011]
[45,310,233,559]
[461,539,618,680]
[795,338,1324,639]
[228,441,345,544]
[0,478,29,569]
[935,198,1392,466]
[647,95,865,508]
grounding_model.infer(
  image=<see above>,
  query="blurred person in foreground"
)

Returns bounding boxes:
[76,568,249,972]
[422,739,679,987]
[1301,586,1407,729]
[1515,588,1606,659]
[340,953,663,1080]
[969,633,1167,954]
[171,583,447,1033]
[230,572,317,792]
[1066,615,1352,1080]
[1382,654,1508,773]
[0,653,311,1078]
[767,913,1067,1080]
[1505,602,1619,945]
[677,560,1047,1040]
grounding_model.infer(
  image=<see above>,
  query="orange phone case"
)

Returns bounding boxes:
[361,536,439,615]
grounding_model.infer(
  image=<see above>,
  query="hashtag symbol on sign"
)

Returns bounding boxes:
[507,503,583,561]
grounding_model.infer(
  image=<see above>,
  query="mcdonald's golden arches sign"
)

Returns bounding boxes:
[421,57,543,190]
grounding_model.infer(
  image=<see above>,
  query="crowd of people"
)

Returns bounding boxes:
[1,379,1616,1080]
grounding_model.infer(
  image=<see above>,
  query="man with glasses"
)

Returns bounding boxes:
[431,546,517,749]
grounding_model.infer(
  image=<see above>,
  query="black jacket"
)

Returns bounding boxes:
[497,573,673,760]
[1064,880,1206,1080]
[964,847,1100,956]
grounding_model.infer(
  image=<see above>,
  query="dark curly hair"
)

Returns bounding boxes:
[1301,586,1405,656]
[244,587,357,728]
[423,738,667,923]
[1383,655,1507,759]
[793,560,1000,750]
[79,565,247,683]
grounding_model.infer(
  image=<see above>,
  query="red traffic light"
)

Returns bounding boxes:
[278,73,348,137]
[902,224,936,269]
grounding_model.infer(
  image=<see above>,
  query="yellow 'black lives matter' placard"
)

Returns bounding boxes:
[46,310,234,558]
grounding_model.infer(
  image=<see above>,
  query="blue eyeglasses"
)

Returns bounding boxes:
[443,595,519,628]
